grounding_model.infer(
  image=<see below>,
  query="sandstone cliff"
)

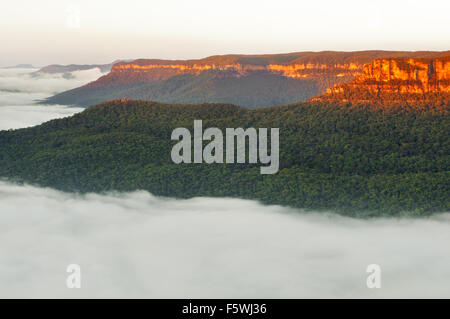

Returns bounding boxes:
[86,51,450,88]
[312,56,450,106]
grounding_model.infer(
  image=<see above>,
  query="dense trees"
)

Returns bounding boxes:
[0,99,448,217]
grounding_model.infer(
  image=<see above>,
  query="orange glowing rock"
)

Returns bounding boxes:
[312,56,450,106]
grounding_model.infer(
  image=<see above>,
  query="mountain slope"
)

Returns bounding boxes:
[42,71,320,108]
[41,51,450,108]
[1,99,448,216]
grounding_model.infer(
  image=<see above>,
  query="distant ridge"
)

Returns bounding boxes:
[2,64,35,69]
[32,59,134,77]
[40,50,450,109]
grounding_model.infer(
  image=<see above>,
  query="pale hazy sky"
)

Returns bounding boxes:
[1,0,449,66]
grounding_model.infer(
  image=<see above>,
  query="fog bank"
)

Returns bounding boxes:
[0,67,100,130]
[0,181,449,298]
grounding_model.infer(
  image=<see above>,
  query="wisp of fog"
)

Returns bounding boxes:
[0,181,449,298]
[0,67,101,130]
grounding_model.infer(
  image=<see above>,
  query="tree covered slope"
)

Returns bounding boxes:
[0,99,448,217]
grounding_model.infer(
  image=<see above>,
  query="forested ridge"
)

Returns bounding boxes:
[0,99,448,217]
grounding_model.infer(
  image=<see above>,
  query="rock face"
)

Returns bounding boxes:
[86,57,362,88]
[358,58,450,93]
[313,56,450,105]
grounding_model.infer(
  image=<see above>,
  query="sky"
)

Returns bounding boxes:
[1,0,449,66]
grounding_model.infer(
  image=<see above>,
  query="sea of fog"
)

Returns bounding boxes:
[0,67,449,298]
[1,182,450,298]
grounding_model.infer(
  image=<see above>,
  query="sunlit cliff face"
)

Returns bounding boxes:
[91,61,366,85]
[356,58,450,93]
[317,57,450,102]
[112,62,363,77]
[268,63,361,78]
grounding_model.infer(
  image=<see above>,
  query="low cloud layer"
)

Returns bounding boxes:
[0,67,100,130]
[0,67,104,98]
[0,104,84,130]
[0,181,449,298]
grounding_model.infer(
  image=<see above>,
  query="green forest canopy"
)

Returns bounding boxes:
[0,99,448,217]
